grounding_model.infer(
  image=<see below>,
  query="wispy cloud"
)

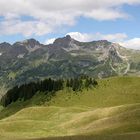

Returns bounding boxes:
[67,32,128,42]
[0,0,140,36]
[119,38,140,50]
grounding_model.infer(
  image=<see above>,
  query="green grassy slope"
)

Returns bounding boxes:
[0,77,140,140]
[0,104,139,140]
[46,77,140,107]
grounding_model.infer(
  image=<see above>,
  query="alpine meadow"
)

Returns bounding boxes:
[0,0,140,140]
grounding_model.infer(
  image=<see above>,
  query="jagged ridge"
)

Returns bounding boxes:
[0,36,140,91]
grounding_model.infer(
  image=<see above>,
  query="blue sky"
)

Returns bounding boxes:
[0,0,140,49]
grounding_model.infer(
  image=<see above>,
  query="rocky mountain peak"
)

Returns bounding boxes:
[53,35,73,48]
[0,36,140,88]
[0,42,11,49]
[22,39,41,48]
[0,42,11,54]
[14,38,41,48]
[12,38,42,54]
[0,42,11,47]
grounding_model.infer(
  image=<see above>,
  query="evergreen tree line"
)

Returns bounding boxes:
[1,78,64,107]
[1,76,98,107]
[66,76,98,91]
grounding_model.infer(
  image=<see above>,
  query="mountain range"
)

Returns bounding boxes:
[0,36,140,140]
[0,35,140,93]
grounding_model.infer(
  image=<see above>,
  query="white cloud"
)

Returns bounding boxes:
[119,38,140,50]
[0,19,53,36]
[45,38,56,45]
[0,0,140,36]
[84,9,128,21]
[99,33,128,42]
[66,32,94,42]
[46,32,140,50]
[67,32,140,50]
[67,32,127,42]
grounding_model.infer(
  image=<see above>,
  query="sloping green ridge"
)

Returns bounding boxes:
[0,77,140,140]
[46,77,140,107]
[0,104,140,140]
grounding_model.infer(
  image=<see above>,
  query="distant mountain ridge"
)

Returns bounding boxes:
[0,35,140,91]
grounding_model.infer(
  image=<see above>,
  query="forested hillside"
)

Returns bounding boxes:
[1,76,97,107]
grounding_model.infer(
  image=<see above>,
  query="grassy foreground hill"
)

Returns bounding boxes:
[0,77,140,140]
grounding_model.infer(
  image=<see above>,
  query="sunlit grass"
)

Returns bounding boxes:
[0,77,140,140]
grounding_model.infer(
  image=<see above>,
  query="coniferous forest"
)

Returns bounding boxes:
[1,76,98,107]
